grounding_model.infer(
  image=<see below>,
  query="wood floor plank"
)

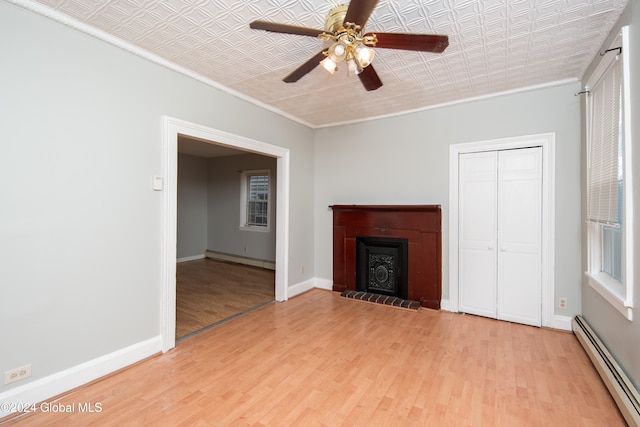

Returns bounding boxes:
[3,290,626,426]
[176,258,275,338]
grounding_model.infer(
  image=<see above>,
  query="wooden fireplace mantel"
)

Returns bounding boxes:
[330,204,442,309]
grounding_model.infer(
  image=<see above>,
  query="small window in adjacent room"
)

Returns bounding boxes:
[585,27,634,320]
[240,170,270,231]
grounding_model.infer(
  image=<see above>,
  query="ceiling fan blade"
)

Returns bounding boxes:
[344,0,378,26]
[283,49,328,83]
[369,32,449,53]
[249,20,325,37]
[358,65,383,91]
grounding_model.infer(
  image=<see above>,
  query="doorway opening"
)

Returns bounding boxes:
[161,116,290,352]
[175,136,278,339]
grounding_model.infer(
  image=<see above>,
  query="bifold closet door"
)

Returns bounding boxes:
[459,151,498,319]
[459,147,542,327]
[496,148,542,326]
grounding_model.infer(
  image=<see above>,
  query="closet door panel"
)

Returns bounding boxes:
[497,148,542,326]
[459,152,497,318]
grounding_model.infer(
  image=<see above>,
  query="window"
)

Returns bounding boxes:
[585,27,634,320]
[240,170,270,231]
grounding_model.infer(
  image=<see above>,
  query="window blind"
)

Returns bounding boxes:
[247,174,268,226]
[587,54,622,225]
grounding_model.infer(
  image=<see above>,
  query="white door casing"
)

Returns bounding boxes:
[458,148,542,327]
[161,116,290,352]
[449,133,557,329]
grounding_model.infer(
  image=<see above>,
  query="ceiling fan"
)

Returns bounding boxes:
[249,0,449,91]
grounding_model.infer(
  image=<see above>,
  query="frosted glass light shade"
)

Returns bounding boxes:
[355,45,375,68]
[328,42,347,62]
[347,58,363,75]
[320,57,337,74]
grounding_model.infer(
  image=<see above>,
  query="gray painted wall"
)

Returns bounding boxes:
[580,1,640,389]
[176,152,277,262]
[314,80,583,319]
[207,154,277,262]
[177,154,208,259]
[0,1,314,392]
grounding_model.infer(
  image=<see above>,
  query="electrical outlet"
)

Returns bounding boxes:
[4,364,32,385]
[559,298,567,309]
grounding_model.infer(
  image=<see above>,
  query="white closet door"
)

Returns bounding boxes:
[458,147,542,327]
[459,151,498,318]
[497,147,542,326]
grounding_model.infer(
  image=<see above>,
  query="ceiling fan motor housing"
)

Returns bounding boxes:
[325,4,350,33]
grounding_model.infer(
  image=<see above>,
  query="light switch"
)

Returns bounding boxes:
[153,176,164,191]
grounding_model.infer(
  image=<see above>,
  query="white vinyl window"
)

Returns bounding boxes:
[585,27,634,320]
[240,170,270,232]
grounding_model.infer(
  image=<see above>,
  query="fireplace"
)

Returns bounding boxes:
[331,205,442,309]
[356,236,408,299]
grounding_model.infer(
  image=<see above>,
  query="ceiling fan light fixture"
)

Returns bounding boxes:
[347,58,363,75]
[355,44,375,68]
[249,0,449,90]
[320,57,337,74]
[328,42,347,62]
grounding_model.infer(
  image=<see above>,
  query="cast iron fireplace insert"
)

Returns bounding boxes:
[355,236,409,300]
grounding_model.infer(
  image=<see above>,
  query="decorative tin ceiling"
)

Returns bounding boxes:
[18,0,628,128]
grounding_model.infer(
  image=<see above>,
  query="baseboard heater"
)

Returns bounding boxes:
[572,315,640,426]
[205,250,275,270]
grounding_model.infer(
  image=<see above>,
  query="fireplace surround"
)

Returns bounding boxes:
[330,205,442,309]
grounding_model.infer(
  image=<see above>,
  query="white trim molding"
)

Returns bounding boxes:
[287,278,334,299]
[161,116,290,352]
[0,337,162,419]
[177,254,205,263]
[448,133,557,328]
[440,300,571,331]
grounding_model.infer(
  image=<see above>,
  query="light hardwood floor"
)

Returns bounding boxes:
[3,290,625,426]
[176,258,275,339]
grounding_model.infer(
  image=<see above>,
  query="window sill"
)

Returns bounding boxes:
[585,271,633,321]
[239,225,271,233]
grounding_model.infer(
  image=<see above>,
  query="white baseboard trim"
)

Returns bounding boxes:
[0,336,162,419]
[287,278,316,298]
[549,314,572,331]
[177,254,205,263]
[440,299,571,331]
[312,278,334,291]
[287,278,333,299]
